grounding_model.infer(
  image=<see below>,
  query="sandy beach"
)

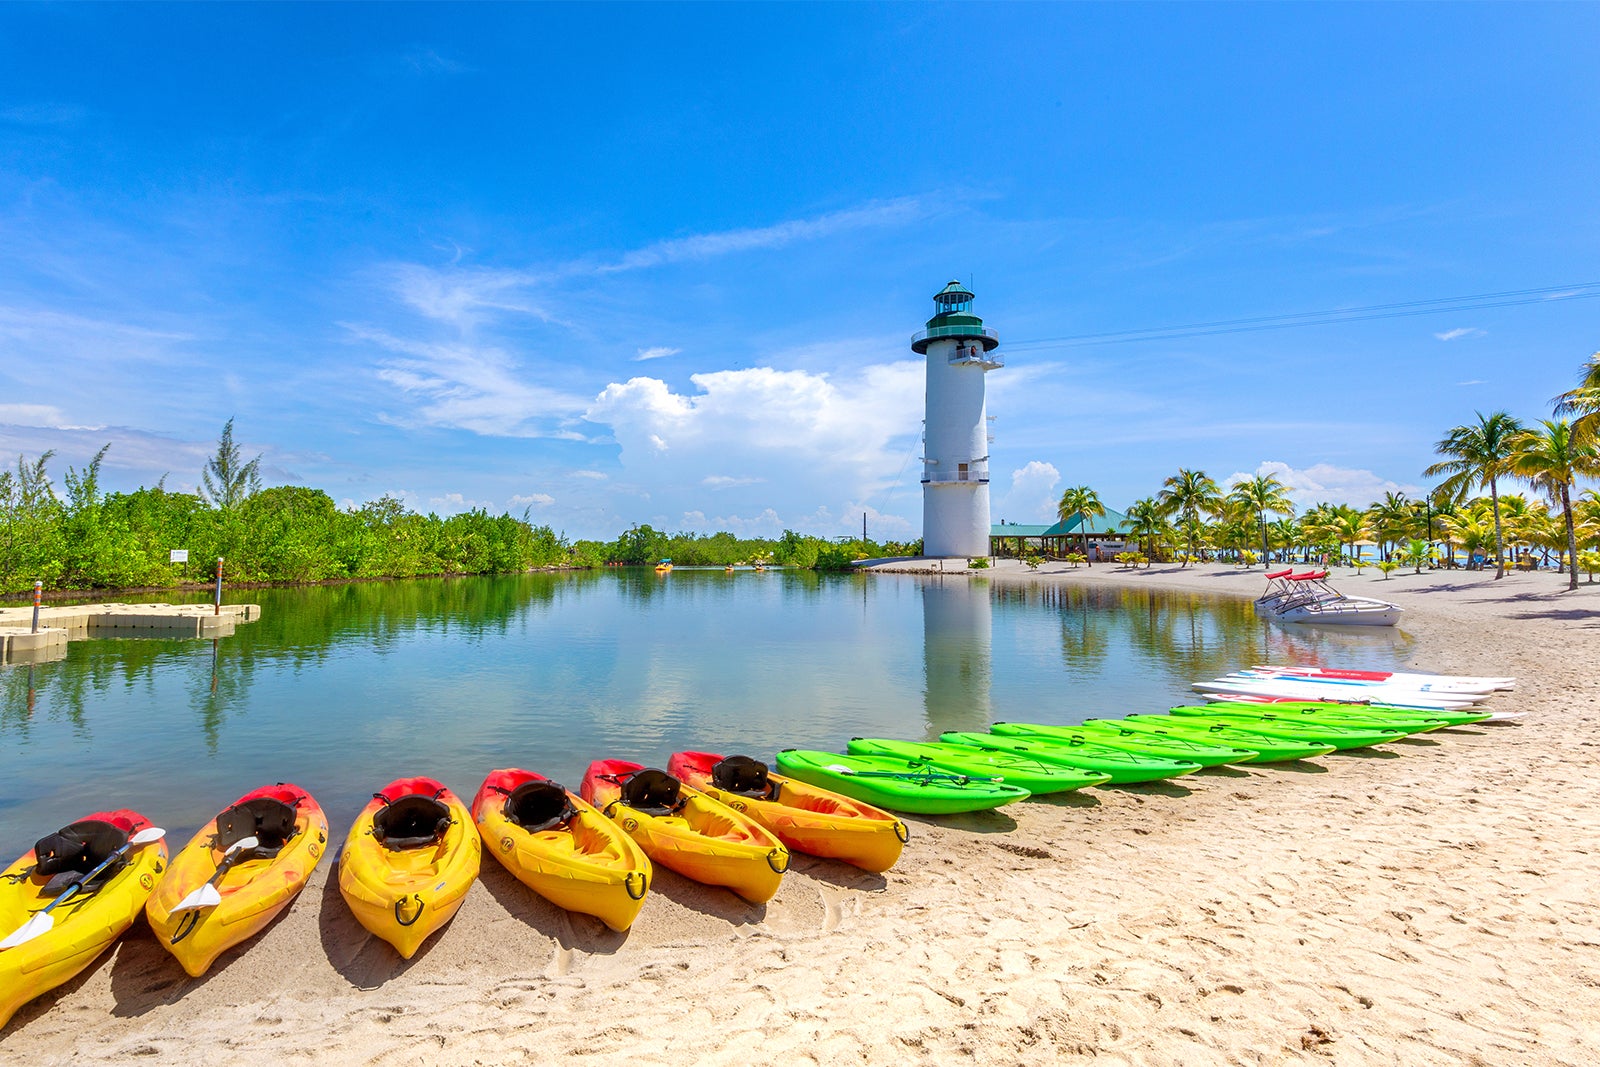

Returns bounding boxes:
[3,562,1597,1065]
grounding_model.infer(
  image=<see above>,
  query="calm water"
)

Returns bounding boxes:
[0,570,1413,856]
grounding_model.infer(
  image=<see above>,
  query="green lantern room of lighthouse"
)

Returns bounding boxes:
[911,280,1001,354]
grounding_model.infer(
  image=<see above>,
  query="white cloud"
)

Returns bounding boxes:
[572,469,608,480]
[1434,327,1484,342]
[1226,461,1421,509]
[388,265,554,331]
[509,493,555,508]
[595,198,926,274]
[427,491,492,514]
[992,460,1062,524]
[0,404,71,428]
[634,346,681,362]
[1455,379,1487,386]
[347,323,589,437]
[585,361,924,531]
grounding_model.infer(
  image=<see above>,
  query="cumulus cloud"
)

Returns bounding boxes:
[0,404,72,428]
[572,469,608,480]
[992,460,1062,524]
[427,491,493,514]
[585,361,924,531]
[1434,327,1485,342]
[1225,461,1421,509]
[634,346,680,362]
[509,493,555,508]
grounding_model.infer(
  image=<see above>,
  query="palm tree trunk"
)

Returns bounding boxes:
[1490,478,1506,579]
[1259,511,1268,568]
[1563,483,1579,592]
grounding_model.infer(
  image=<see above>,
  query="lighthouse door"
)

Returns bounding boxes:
[957,462,969,482]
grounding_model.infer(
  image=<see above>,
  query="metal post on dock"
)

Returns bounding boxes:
[214,557,224,616]
[31,580,42,633]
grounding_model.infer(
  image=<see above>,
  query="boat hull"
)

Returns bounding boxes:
[0,809,168,1030]
[146,784,328,977]
[338,777,480,959]
[666,751,907,873]
[473,769,652,931]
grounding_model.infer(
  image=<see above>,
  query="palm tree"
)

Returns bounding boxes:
[1227,474,1295,567]
[1424,410,1526,578]
[1509,419,1600,590]
[200,418,263,511]
[1057,486,1105,565]
[1363,492,1414,561]
[1124,496,1171,561]
[1553,350,1600,449]
[1157,469,1223,567]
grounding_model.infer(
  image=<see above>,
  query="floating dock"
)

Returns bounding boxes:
[0,603,260,665]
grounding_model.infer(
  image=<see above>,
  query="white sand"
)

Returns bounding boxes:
[4,562,1597,1065]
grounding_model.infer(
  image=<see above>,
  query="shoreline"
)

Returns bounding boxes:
[3,564,1598,1064]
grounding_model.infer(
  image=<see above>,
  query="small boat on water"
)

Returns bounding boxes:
[146,783,327,976]
[654,559,673,573]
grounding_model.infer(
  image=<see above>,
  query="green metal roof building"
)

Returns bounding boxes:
[991,508,1135,558]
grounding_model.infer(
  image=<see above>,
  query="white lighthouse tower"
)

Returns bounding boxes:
[915,280,1002,558]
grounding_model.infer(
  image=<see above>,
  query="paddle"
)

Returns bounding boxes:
[0,826,166,949]
[823,764,1001,786]
[170,836,260,913]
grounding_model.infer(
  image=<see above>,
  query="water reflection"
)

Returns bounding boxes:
[0,572,1413,858]
[920,578,992,737]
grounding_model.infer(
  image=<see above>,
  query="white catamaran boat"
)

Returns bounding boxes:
[1253,569,1401,627]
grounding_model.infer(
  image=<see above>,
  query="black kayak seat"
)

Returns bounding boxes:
[621,769,683,816]
[373,795,452,850]
[216,797,299,857]
[34,819,130,881]
[711,755,772,798]
[504,781,577,833]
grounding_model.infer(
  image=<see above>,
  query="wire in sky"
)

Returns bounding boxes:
[1003,281,1600,350]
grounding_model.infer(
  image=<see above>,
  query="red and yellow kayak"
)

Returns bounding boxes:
[338,777,479,959]
[146,783,328,977]
[580,760,789,904]
[0,809,167,1030]
[472,768,651,931]
[667,751,907,873]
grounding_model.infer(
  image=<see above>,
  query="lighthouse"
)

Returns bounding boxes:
[915,280,1002,558]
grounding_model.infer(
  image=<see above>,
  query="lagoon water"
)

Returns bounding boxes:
[0,570,1412,856]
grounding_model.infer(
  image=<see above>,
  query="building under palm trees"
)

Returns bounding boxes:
[991,508,1134,558]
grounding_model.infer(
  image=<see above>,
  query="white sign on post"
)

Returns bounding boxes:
[169,549,189,563]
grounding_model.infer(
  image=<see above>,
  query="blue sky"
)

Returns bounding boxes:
[2,4,1596,541]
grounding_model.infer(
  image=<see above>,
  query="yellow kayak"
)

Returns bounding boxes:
[146,784,329,977]
[473,768,651,932]
[338,777,479,959]
[667,751,907,872]
[581,760,789,904]
[0,809,168,1030]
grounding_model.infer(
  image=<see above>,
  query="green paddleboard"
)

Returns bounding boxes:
[939,731,1203,785]
[1206,700,1492,727]
[993,720,1259,767]
[846,738,1111,794]
[1156,711,1406,750]
[775,750,1031,815]
[1116,716,1337,762]
[1190,704,1447,734]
